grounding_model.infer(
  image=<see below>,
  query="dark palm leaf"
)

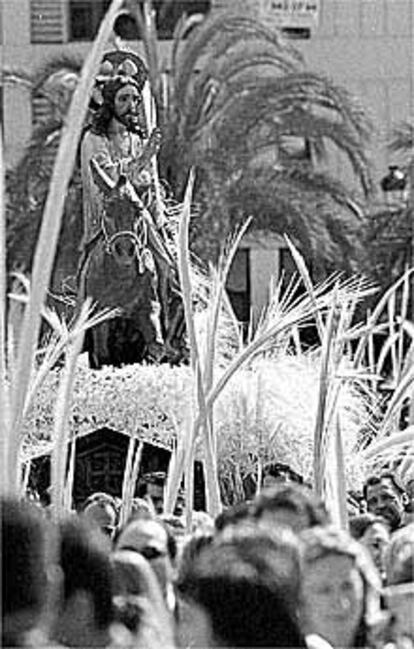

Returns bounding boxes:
[222,162,364,271]
[30,55,83,93]
[6,7,375,284]
[172,10,301,110]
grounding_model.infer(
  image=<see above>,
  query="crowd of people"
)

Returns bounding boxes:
[2,468,414,648]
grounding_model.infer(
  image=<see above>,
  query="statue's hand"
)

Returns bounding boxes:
[149,127,162,150]
[134,169,152,189]
[130,128,162,176]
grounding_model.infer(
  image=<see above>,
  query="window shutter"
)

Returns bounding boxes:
[211,0,233,8]
[30,94,60,178]
[32,95,51,124]
[31,0,64,43]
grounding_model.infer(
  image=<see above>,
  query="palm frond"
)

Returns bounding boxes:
[388,121,414,155]
[313,290,341,494]
[50,305,88,520]
[28,54,83,94]
[4,0,125,496]
[120,438,143,527]
[354,268,414,367]
[0,136,11,494]
[173,10,301,110]
[362,427,414,461]
[377,365,414,439]
[285,236,325,341]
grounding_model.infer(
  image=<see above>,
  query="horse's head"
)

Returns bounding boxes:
[91,160,145,267]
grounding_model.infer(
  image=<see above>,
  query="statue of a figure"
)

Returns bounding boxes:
[78,52,184,367]
[81,53,155,250]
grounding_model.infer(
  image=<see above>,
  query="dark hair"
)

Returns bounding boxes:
[2,497,49,618]
[136,472,166,499]
[253,484,329,528]
[263,462,304,484]
[214,501,254,532]
[164,519,178,562]
[349,513,390,540]
[58,517,114,629]
[177,532,214,587]
[112,511,154,548]
[80,492,118,515]
[363,472,406,501]
[179,523,305,647]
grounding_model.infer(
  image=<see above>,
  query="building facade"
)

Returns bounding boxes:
[1,0,413,319]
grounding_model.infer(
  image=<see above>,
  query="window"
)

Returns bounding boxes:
[139,1,210,40]
[69,0,210,41]
[279,248,297,287]
[113,12,139,40]
[226,249,250,328]
[31,0,65,43]
[69,0,111,41]
[281,27,311,39]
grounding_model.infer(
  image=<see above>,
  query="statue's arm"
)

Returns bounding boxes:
[81,132,123,184]
[124,128,162,187]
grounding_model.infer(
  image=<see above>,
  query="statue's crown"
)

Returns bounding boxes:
[92,51,148,107]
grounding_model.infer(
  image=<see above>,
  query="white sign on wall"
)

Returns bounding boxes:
[259,0,320,29]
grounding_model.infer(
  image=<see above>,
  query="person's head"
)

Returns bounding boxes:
[130,497,154,519]
[214,501,254,533]
[383,524,414,645]
[349,513,390,576]
[112,549,161,599]
[111,550,166,634]
[81,492,118,540]
[262,462,304,489]
[384,581,414,646]
[363,472,407,531]
[115,517,175,604]
[177,523,305,647]
[137,472,166,515]
[191,510,215,536]
[111,82,141,130]
[51,517,114,647]
[2,498,53,646]
[385,522,414,586]
[111,549,176,647]
[91,54,147,135]
[253,483,329,533]
[173,488,186,517]
[177,532,214,588]
[300,526,382,648]
[160,513,187,558]
[404,475,414,514]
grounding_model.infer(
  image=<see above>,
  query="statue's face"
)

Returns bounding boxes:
[113,83,141,129]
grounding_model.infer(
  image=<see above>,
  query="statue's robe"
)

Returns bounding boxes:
[81,118,146,247]
[80,119,166,361]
